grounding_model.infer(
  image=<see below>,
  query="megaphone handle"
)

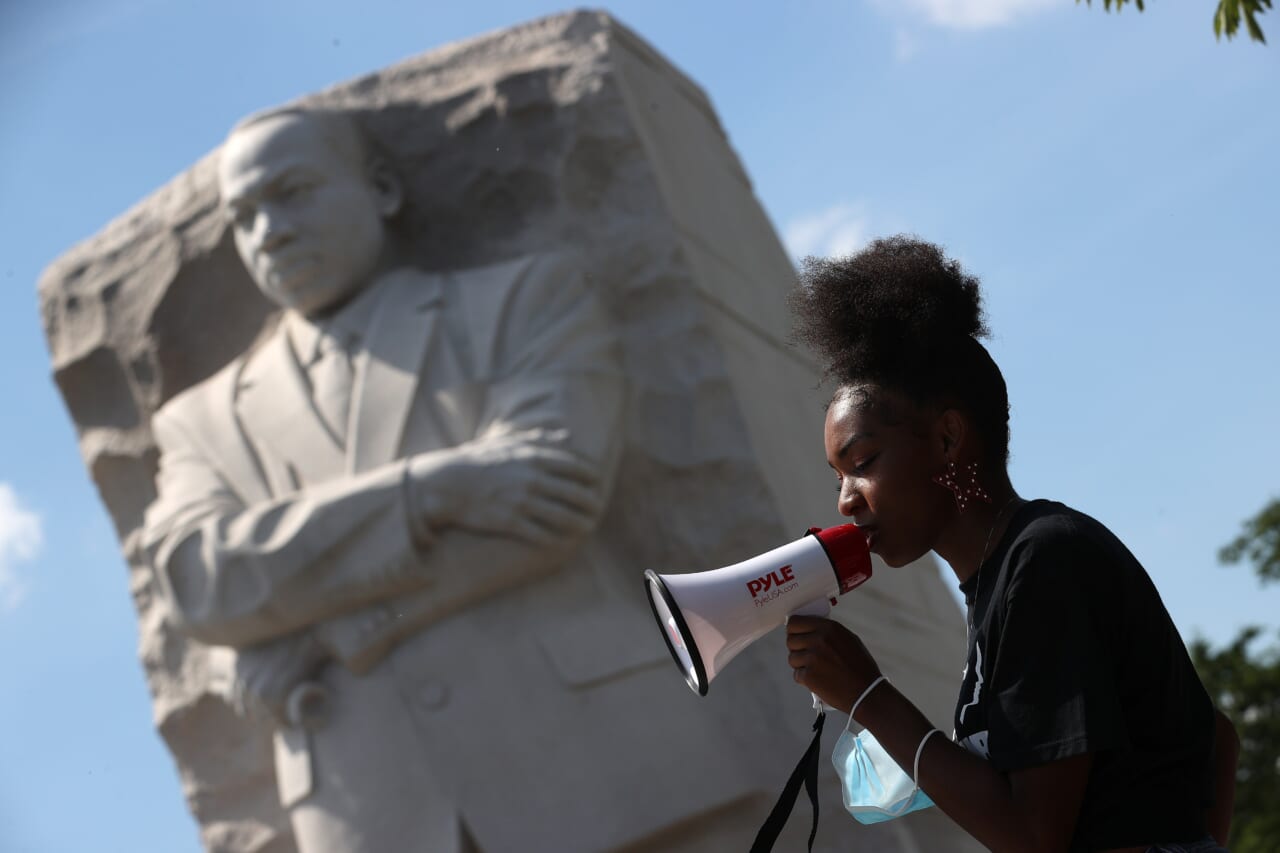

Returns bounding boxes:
[792,597,832,618]
[789,597,834,712]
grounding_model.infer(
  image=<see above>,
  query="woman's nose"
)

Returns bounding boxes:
[837,481,861,517]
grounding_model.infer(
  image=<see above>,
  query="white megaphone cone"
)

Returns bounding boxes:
[645,525,872,696]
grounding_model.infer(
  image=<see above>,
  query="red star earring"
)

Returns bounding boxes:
[933,460,992,512]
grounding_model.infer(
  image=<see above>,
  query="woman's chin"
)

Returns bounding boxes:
[877,546,929,569]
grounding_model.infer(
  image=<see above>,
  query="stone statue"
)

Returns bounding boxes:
[43,13,982,852]
[139,107,761,852]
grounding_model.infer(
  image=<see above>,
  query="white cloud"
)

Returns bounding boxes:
[894,28,922,62]
[783,202,873,263]
[882,0,1059,30]
[0,483,43,610]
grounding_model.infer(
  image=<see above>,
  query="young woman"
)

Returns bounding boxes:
[783,236,1238,853]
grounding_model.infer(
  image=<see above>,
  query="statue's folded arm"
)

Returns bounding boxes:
[142,251,626,664]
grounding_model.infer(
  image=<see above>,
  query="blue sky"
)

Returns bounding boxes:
[1,1,1277,850]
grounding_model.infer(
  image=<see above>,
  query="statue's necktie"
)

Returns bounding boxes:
[310,332,355,443]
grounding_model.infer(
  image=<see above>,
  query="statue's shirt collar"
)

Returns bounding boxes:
[286,277,386,366]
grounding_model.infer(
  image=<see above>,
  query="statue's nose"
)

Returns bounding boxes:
[257,210,294,252]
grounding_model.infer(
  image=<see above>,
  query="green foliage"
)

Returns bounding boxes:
[1190,629,1280,853]
[1216,0,1274,43]
[1189,497,1280,851]
[1078,0,1272,43]
[1219,497,1280,584]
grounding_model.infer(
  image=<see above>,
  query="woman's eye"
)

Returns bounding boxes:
[850,453,878,475]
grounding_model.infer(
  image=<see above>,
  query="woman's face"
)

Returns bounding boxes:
[824,386,954,567]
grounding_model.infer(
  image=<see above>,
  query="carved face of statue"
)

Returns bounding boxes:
[218,112,402,317]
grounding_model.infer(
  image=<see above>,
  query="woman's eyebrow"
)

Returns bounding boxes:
[837,432,871,459]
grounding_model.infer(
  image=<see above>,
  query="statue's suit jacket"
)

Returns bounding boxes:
[142,253,774,853]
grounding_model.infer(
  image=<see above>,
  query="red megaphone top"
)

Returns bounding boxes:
[809,524,873,595]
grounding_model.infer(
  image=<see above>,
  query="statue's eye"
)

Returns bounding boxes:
[228,205,254,230]
[277,180,314,202]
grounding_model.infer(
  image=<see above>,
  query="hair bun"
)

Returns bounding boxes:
[791,235,988,384]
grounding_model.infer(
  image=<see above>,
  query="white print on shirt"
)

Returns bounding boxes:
[958,640,984,725]
[961,729,990,759]
[956,638,991,758]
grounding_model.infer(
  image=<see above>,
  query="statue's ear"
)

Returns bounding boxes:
[366,157,403,219]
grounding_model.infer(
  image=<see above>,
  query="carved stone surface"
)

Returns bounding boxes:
[39,11,978,852]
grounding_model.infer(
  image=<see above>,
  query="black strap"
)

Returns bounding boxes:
[749,710,825,853]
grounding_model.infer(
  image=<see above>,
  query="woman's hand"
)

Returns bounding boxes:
[785,615,882,715]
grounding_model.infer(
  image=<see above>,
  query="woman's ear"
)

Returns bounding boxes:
[937,408,968,460]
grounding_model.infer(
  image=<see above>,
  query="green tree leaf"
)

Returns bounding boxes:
[1218,497,1280,584]
[1245,1,1270,43]
[1079,0,1270,43]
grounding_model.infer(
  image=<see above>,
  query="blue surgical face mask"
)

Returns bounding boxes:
[832,725,937,824]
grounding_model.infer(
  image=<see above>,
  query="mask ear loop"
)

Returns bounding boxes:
[912,728,942,783]
[846,674,888,733]
[880,727,943,816]
[906,727,947,799]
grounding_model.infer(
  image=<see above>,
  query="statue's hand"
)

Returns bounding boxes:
[408,430,601,546]
[227,633,328,723]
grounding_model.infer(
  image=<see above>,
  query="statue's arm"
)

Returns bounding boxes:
[316,251,626,672]
[143,411,432,647]
[144,253,622,658]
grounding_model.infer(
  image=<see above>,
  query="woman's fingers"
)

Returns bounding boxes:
[784,617,881,711]
[786,616,841,651]
[785,615,827,634]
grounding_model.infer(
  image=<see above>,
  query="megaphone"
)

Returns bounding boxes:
[645,525,872,696]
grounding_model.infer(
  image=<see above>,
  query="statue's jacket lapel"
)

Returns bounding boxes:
[234,329,343,493]
[348,269,446,475]
[230,269,448,490]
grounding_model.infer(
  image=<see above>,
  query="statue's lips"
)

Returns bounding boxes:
[262,254,319,287]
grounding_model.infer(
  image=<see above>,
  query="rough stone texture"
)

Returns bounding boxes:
[39,10,976,851]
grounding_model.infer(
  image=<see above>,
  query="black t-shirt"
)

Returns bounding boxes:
[953,500,1216,851]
